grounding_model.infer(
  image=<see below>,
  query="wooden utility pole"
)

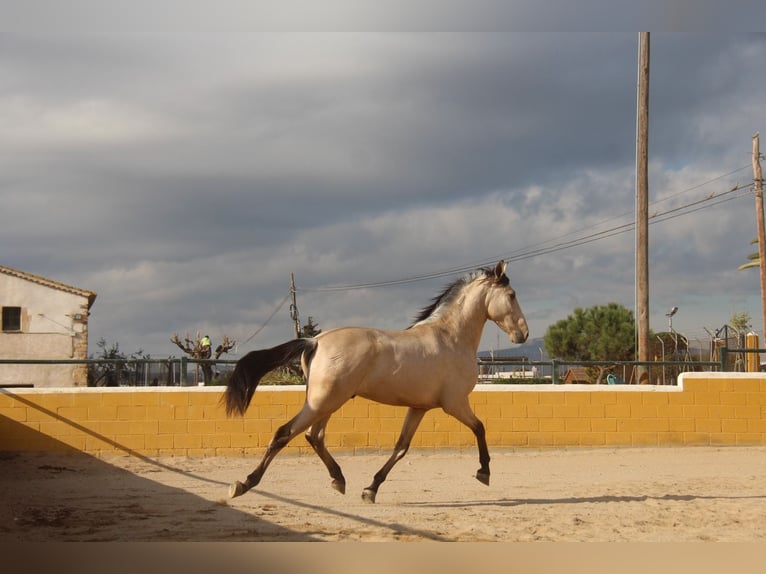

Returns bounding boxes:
[289,272,300,339]
[636,32,651,383]
[753,133,766,341]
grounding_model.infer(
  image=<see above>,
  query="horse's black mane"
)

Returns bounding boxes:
[409,265,506,327]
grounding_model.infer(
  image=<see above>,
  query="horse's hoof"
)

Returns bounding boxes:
[229,481,246,498]
[475,471,490,486]
[331,479,346,495]
[361,488,377,504]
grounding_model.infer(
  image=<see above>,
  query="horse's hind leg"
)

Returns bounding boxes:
[229,405,319,498]
[362,407,427,504]
[305,416,346,494]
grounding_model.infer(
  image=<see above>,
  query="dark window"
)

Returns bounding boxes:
[2,307,22,331]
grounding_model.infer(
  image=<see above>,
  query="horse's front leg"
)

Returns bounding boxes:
[362,407,427,503]
[443,399,490,485]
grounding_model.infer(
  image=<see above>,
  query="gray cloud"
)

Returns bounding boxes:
[2,28,765,357]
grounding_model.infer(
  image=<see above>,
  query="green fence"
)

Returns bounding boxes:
[2,344,764,387]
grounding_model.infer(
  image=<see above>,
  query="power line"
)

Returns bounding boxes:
[239,291,291,346]
[297,169,753,293]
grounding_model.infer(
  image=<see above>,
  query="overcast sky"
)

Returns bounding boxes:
[2,8,766,358]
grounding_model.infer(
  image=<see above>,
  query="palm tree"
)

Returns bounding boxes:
[738,238,760,271]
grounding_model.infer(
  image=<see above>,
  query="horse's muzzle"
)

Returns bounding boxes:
[509,320,529,344]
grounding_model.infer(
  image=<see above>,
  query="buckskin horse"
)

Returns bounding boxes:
[223,260,528,503]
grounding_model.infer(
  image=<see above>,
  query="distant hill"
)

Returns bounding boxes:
[478,337,548,361]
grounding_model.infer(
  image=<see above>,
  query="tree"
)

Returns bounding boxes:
[544,303,636,384]
[170,331,235,385]
[88,338,148,386]
[730,311,752,333]
[738,238,760,271]
[299,316,322,338]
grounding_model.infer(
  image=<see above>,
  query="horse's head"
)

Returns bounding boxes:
[485,260,529,344]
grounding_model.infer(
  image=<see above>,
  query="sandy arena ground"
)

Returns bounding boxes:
[2,446,766,542]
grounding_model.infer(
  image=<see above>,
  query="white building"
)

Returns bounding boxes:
[1,265,96,387]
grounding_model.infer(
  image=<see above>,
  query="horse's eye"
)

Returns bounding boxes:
[508,291,516,301]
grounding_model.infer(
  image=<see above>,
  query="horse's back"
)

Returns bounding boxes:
[309,325,477,409]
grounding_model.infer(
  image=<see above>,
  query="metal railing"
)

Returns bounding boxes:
[1,344,764,387]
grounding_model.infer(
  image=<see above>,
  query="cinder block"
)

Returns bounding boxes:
[500,404,527,418]
[604,404,631,418]
[146,405,175,421]
[540,418,566,432]
[735,405,761,419]
[474,404,502,419]
[552,404,579,418]
[604,432,633,446]
[668,392,695,405]
[720,392,748,406]
[487,417,515,432]
[553,432,580,446]
[591,418,617,432]
[500,432,528,447]
[630,405,657,418]
[188,420,217,434]
[736,433,763,445]
[56,406,89,421]
[128,421,159,435]
[180,391,210,406]
[682,405,709,419]
[527,404,553,418]
[257,404,287,420]
[339,401,370,418]
[116,405,146,421]
[564,418,591,432]
[354,418,380,432]
[657,431,685,445]
[145,434,175,450]
[564,393,591,405]
[668,418,695,432]
[656,405,685,418]
[159,420,188,434]
[71,394,103,407]
[747,392,766,405]
[747,419,766,433]
[513,393,540,405]
[203,434,231,448]
[682,432,710,445]
[710,433,737,445]
[538,393,566,405]
[114,434,146,451]
[448,431,474,447]
[578,404,605,418]
[630,432,658,446]
[127,393,160,407]
[513,418,540,432]
[483,392,514,406]
[579,432,606,446]
[641,393,669,406]
[528,432,555,446]
[590,392,618,404]
[693,391,721,405]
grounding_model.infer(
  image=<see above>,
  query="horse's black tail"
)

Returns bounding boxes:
[223,338,317,417]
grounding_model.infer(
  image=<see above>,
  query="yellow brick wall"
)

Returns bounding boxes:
[1,373,765,457]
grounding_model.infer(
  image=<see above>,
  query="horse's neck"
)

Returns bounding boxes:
[430,285,489,351]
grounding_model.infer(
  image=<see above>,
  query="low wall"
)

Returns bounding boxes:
[1,373,765,457]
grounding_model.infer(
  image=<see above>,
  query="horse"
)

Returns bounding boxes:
[223,260,528,503]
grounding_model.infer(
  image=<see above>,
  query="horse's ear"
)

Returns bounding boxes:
[494,260,507,280]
